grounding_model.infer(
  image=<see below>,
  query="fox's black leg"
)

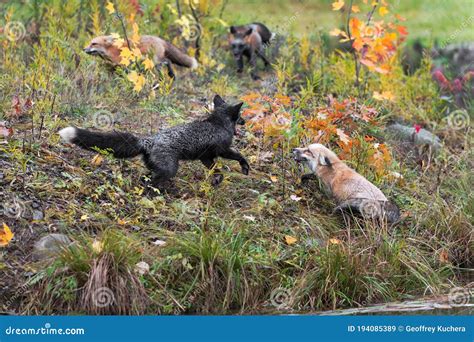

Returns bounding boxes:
[147,155,179,192]
[219,149,250,175]
[249,51,261,80]
[301,173,317,184]
[201,158,224,186]
[257,49,271,67]
[236,57,244,74]
[164,60,175,78]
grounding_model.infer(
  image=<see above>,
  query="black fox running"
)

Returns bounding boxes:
[59,95,250,190]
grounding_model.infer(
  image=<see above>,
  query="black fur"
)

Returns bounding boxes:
[62,95,249,191]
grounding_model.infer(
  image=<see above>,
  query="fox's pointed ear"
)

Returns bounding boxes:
[233,102,244,112]
[244,28,253,36]
[230,26,236,34]
[213,95,226,108]
[319,155,331,166]
[231,102,244,120]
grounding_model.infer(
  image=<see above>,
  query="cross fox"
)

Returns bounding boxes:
[229,23,272,80]
[59,95,249,191]
[84,35,198,78]
[293,144,400,223]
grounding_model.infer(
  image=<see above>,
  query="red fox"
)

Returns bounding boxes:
[84,35,198,77]
[229,22,272,80]
[293,144,400,223]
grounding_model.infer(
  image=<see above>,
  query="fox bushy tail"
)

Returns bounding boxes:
[59,127,144,158]
[165,42,198,69]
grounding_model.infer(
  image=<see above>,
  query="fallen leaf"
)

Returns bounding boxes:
[290,195,302,202]
[336,128,350,144]
[0,223,14,247]
[91,154,103,166]
[106,1,115,14]
[0,122,13,138]
[92,240,103,253]
[270,175,278,183]
[285,235,297,245]
[80,214,89,221]
[332,0,345,11]
[328,238,342,245]
[439,249,449,263]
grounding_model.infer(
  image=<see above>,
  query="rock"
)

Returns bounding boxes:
[386,123,442,153]
[32,210,44,220]
[135,261,150,275]
[32,234,72,261]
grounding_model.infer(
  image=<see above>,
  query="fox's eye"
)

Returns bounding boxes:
[91,43,97,46]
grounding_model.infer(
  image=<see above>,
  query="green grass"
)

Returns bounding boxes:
[0,0,472,315]
[226,0,474,43]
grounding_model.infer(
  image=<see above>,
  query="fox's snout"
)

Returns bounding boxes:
[83,47,96,55]
[292,148,306,162]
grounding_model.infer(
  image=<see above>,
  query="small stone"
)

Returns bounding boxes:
[32,234,72,261]
[135,261,150,275]
[152,239,166,246]
[386,123,442,153]
[32,210,44,220]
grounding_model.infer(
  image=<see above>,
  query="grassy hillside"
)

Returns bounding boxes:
[0,0,472,315]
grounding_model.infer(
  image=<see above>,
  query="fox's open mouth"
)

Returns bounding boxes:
[292,149,306,162]
[84,48,99,56]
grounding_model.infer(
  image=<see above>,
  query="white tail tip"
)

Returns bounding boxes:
[59,127,77,143]
[190,58,198,69]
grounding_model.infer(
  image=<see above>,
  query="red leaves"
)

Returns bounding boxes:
[0,121,13,139]
[10,95,33,119]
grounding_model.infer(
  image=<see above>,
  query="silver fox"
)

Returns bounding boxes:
[59,95,249,190]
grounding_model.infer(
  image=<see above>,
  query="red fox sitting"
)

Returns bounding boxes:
[229,23,272,80]
[84,35,198,78]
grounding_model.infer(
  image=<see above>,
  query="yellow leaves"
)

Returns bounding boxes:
[270,175,278,183]
[113,38,125,49]
[373,90,395,101]
[328,238,342,245]
[119,47,133,66]
[285,235,298,245]
[351,5,360,13]
[127,71,145,92]
[81,214,89,221]
[91,154,103,166]
[105,1,115,14]
[379,6,389,17]
[0,223,13,247]
[131,22,140,46]
[332,0,345,11]
[143,58,154,71]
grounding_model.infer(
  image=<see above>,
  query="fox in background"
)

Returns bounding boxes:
[84,35,198,78]
[59,95,249,192]
[293,144,400,223]
[228,22,273,80]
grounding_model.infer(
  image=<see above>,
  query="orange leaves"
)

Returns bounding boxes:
[331,1,407,76]
[241,93,293,146]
